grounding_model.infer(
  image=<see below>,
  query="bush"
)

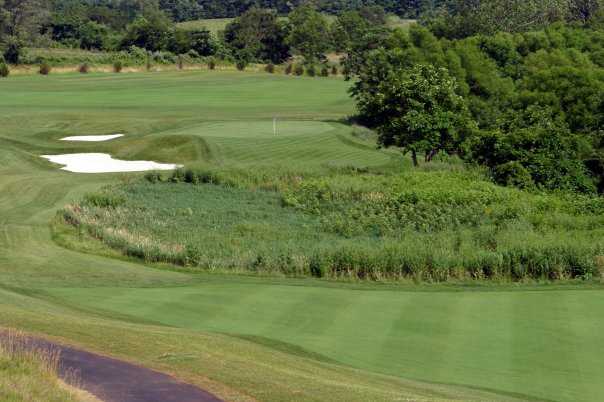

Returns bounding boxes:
[78,63,89,74]
[144,171,163,183]
[331,65,338,75]
[207,57,216,70]
[177,55,184,70]
[113,60,123,73]
[39,63,51,75]
[306,65,316,77]
[3,38,21,64]
[83,193,125,208]
[236,60,247,71]
[285,63,293,75]
[294,64,304,76]
[320,66,329,77]
[493,161,534,189]
[0,63,9,78]
[265,63,275,73]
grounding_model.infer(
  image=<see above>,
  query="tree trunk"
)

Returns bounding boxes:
[411,150,418,167]
[426,148,439,162]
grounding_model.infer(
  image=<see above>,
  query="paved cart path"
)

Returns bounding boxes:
[1,331,223,402]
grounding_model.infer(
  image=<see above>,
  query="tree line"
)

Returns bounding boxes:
[350,1,604,193]
[0,0,398,66]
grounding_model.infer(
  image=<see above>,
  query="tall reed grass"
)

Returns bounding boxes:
[60,167,604,282]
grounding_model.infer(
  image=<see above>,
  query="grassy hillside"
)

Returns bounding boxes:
[0,70,602,402]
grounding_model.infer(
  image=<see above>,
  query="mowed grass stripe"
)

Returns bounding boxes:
[44,285,604,402]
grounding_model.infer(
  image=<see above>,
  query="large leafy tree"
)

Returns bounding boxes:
[0,0,50,62]
[0,0,49,39]
[287,5,330,63]
[223,8,289,63]
[352,63,475,166]
[121,10,173,51]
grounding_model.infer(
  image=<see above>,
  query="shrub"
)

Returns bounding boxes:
[39,63,51,75]
[78,63,89,74]
[113,60,123,73]
[144,171,163,183]
[493,161,534,189]
[3,38,21,64]
[331,65,338,75]
[187,49,200,59]
[265,63,275,73]
[320,65,329,77]
[285,63,293,75]
[294,64,304,76]
[170,168,186,182]
[83,193,125,208]
[236,60,247,71]
[306,65,316,77]
[208,58,216,70]
[0,63,9,78]
[177,55,184,70]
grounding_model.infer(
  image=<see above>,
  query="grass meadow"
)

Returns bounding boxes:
[0,70,603,402]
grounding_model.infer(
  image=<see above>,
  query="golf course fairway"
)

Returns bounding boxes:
[1,71,603,402]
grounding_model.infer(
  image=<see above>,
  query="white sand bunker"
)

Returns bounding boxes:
[60,134,124,142]
[42,153,182,173]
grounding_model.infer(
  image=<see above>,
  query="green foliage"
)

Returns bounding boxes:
[169,28,216,56]
[467,107,596,192]
[235,59,247,71]
[353,63,474,166]
[113,60,123,73]
[82,192,125,209]
[207,57,216,69]
[65,170,604,282]
[306,64,316,76]
[294,64,304,76]
[427,0,576,39]
[351,23,604,192]
[320,65,329,76]
[287,5,330,63]
[223,8,290,64]
[265,62,275,73]
[121,14,173,52]
[0,62,8,77]
[39,62,51,75]
[285,63,293,74]
[78,21,109,50]
[2,36,22,64]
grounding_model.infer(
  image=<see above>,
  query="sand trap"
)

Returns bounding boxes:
[42,153,182,173]
[60,134,124,142]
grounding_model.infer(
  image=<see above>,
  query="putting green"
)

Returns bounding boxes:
[159,120,335,138]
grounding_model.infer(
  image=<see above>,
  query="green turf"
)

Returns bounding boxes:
[45,283,604,402]
[0,70,602,402]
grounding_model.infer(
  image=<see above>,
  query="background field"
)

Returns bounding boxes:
[176,15,415,35]
[0,70,602,402]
